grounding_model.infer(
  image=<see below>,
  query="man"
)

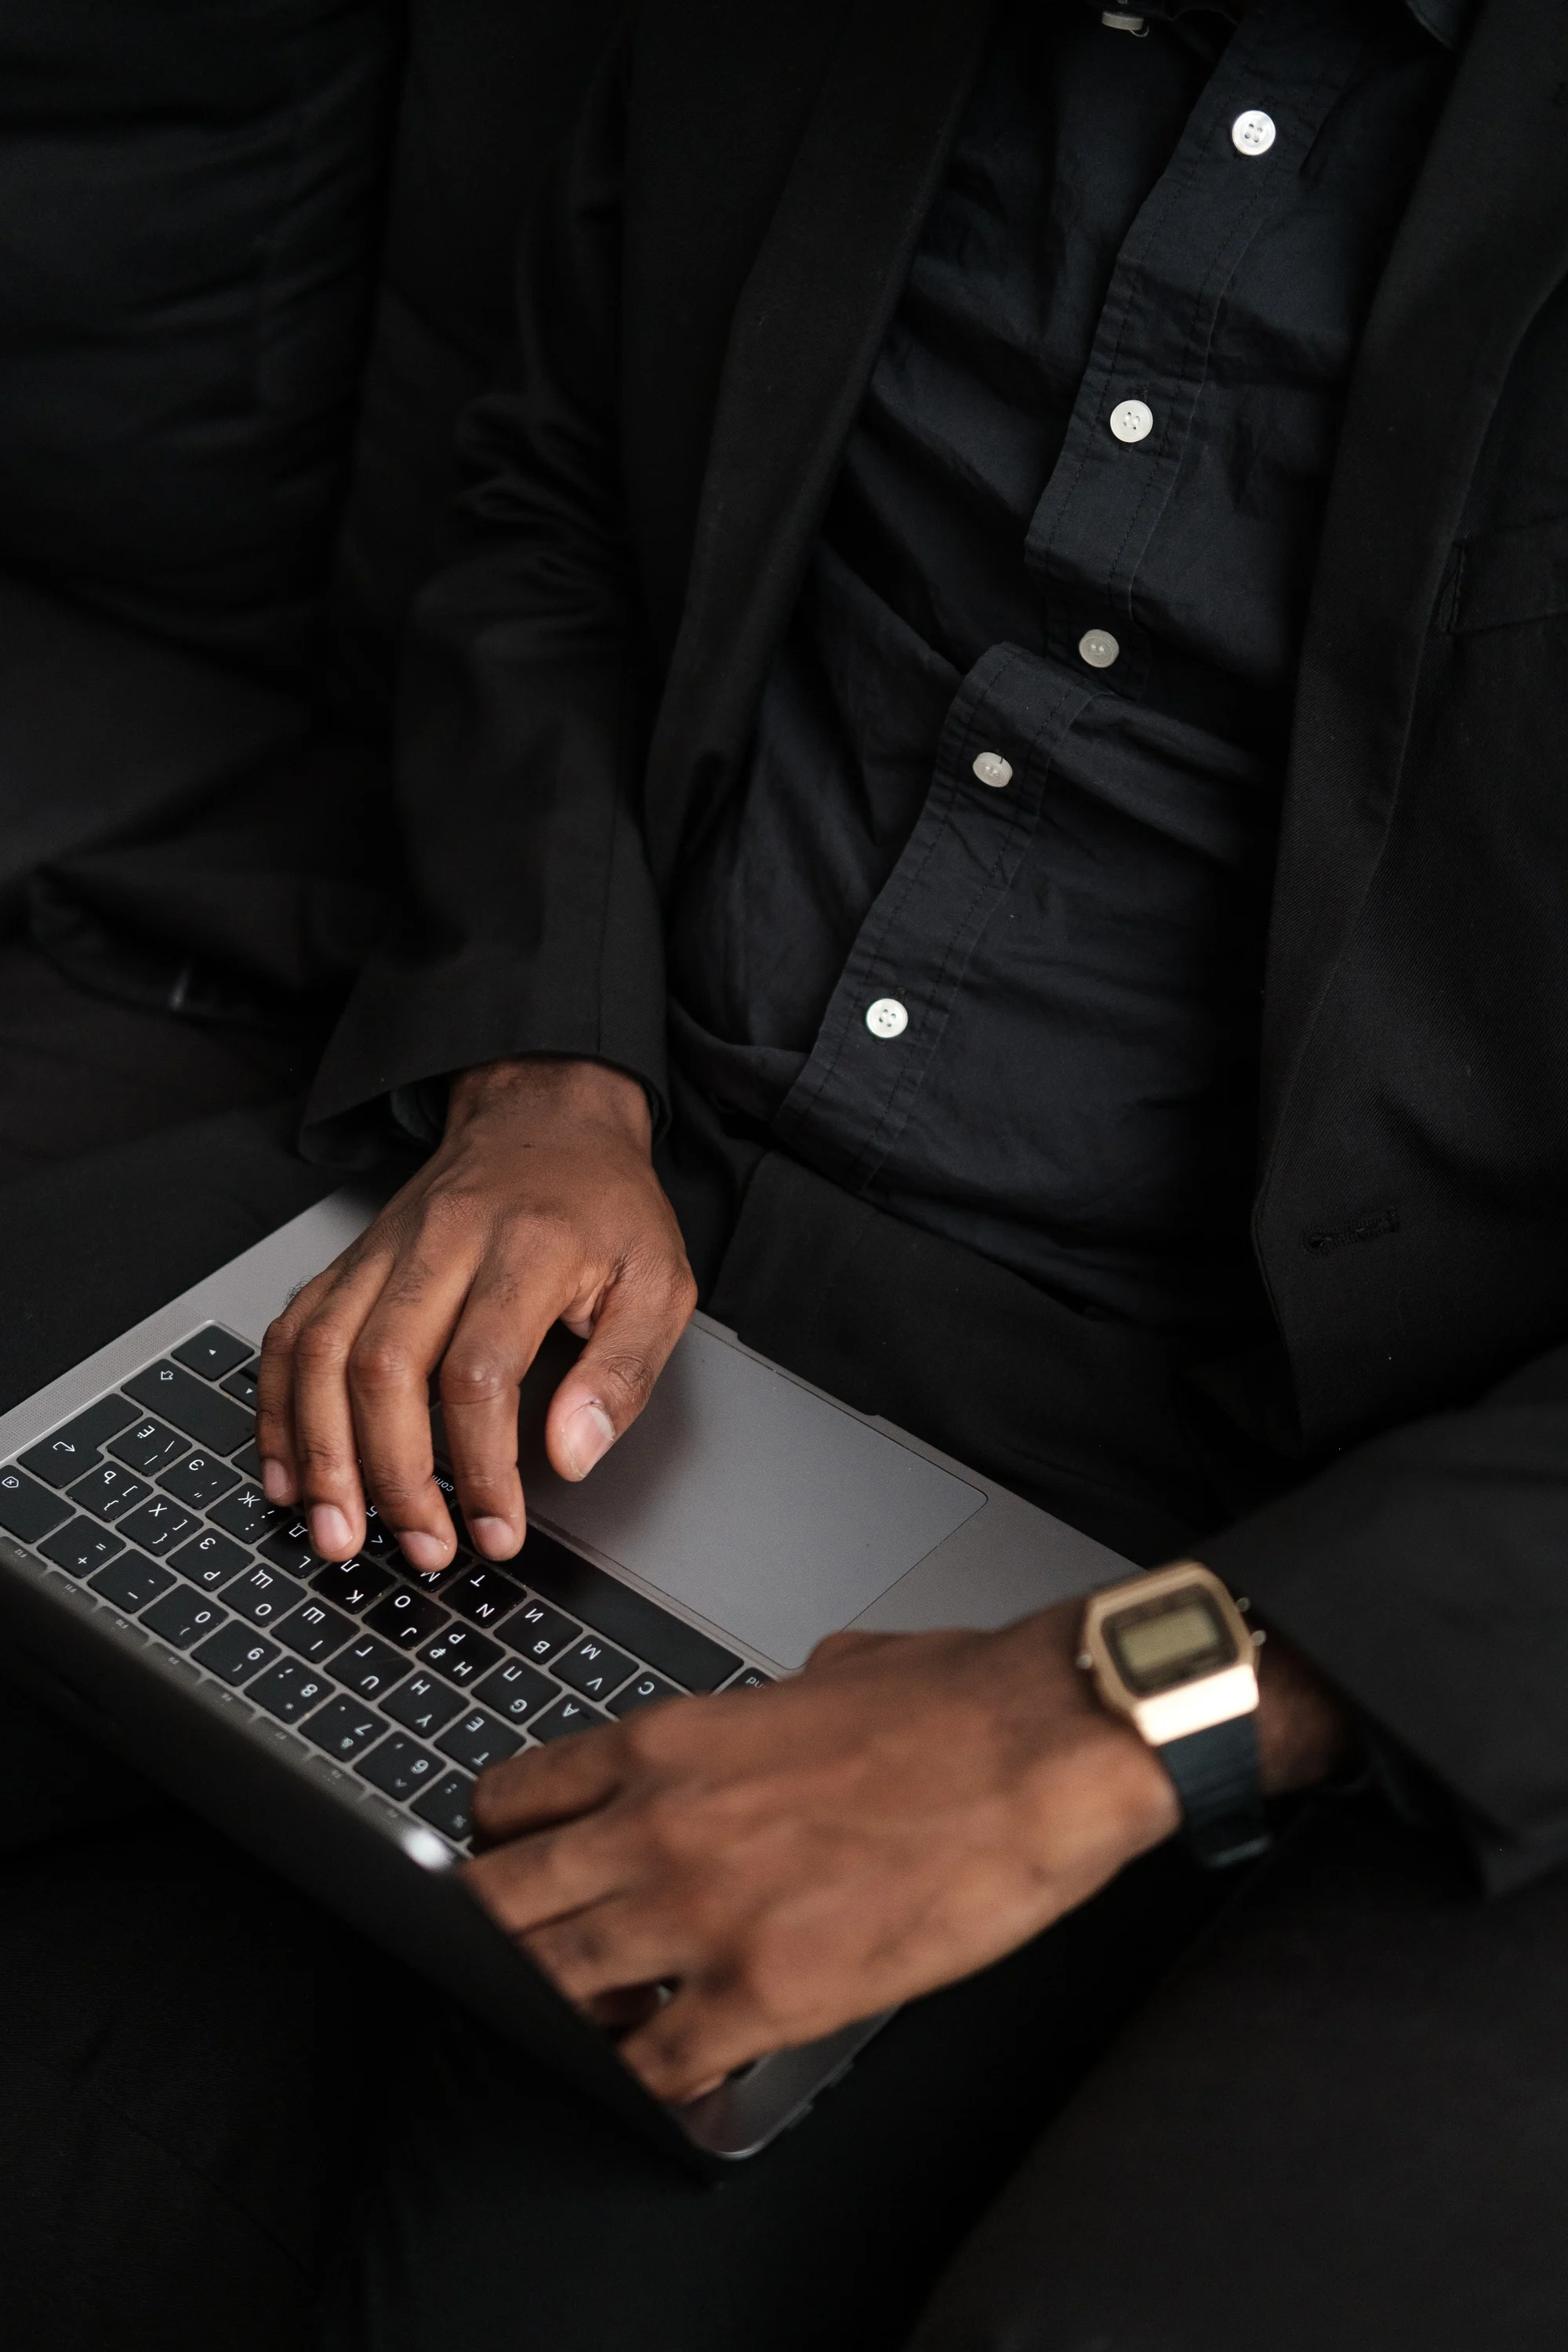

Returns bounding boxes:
[5,0,1568,2344]
[265,0,1562,2056]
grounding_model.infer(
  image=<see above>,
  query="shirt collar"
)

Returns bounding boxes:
[1089,0,1471,48]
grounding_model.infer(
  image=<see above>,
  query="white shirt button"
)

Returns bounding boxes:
[972,750,1014,789]
[865,997,909,1040]
[1078,629,1121,670]
[1232,109,1276,157]
[1109,399,1154,445]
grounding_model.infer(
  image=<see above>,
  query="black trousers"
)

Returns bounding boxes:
[1,1018,1566,2347]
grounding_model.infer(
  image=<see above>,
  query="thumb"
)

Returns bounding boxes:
[544,1250,694,1483]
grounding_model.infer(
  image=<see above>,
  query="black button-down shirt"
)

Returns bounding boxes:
[669,0,1463,1333]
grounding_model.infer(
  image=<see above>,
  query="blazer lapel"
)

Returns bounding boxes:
[644,0,993,888]
[1260,0,1568,1151]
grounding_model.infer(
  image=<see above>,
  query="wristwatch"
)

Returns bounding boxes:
[1078,1562,1272,1869]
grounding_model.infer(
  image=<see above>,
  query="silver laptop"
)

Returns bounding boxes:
[0,1187,1129,2166]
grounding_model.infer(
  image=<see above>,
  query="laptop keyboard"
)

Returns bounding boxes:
[0,1325,772,1855]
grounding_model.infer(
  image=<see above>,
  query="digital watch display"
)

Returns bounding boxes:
[1104,1591,1232,1696]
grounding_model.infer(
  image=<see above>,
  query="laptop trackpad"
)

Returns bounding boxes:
[519,1324,985,1671]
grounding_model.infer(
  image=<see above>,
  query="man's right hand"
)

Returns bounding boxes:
[255,1056,696,1571]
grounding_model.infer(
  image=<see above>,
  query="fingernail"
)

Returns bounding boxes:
[397,1529,452,1573]
[310,1504,354,1558]
[470,1515,519,1559]
[561,1401,616,1481]
[260,1457,291,1503]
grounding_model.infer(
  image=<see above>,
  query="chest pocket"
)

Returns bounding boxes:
[1443,514,1568,634]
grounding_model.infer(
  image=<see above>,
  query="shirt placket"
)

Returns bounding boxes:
[774,648,1102,1186]
[1029,0,1376,686]
[773,0,1376,1195]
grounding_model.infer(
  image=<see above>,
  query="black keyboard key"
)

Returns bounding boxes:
[303,1753,362,1805]
[364,1587,448,1650]
[520,1531,742,1692]
[417,1622,503,1689]
[726,1667,775,1691]
[207,1686,257,1725]
[412,1769,475,1843]
[38,1517,125,1579]
[383,1671,464,1738]
[608,1671,683,1719]
[193,1621,280,1686]
[401,1554,466,1595]
[95,1607,148,1645]
[225,1563,305,1628]
[437,1710,523,1774]
[67,1461,151,1523]
[126,1362,254,1456]
[220,1366,260,1410]
[169,1528,250,1590]
[172,1327,252,1382]
[358,1733,442,1802]
[472,1657,557,1726]
[252,1718,310,1766]
[109,1417,190,1477]
[529,1693,608,1745]
[302,1697,384,1760]
[140,1588,227,1650]
[118,1497,200,1555]
[260,1520,328,1577]
[431,1468,471,1552]
[250,1658,333,1724]
[89,1552,175,1612]
[20,1396,137,1486]
[311,1556,394,1614]
[231,1439,262,1481]
[554,1635,637,1702]
[331,1635,408,1701]
[160,1450,241,1510]
[0,1467,73,1546]
[359,1504,401,1564]
[505,1595,581,1666]
[211,1485,285,1544]
[152,1647,206,1692]
[277,1599,354,1664]
[441,1565,524,1630]
[50,1580,100,1617]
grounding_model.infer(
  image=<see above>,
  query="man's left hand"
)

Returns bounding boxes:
[468,1592,1352,2103]
[466,1599,1194,2101]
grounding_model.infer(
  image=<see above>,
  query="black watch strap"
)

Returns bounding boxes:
[1158,1712,1272,1870]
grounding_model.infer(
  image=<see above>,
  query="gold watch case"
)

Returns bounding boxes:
[1079,1561,1260,1748]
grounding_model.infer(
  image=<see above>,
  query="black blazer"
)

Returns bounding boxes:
[311,0,1568,1882]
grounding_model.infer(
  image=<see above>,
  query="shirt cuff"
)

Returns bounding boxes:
[388,1078,450,1149]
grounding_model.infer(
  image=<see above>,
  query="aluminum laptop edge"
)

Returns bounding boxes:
[0,1187,1132,2168]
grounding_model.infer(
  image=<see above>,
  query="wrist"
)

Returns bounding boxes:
[1000,1607,1183,1872]
[1083,1704,1186,1853]
[1073,1559,1362,1872]
[1254,1622,1361,1795]
[447,1054,653,1150]
[1076,1563,1279,1869]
